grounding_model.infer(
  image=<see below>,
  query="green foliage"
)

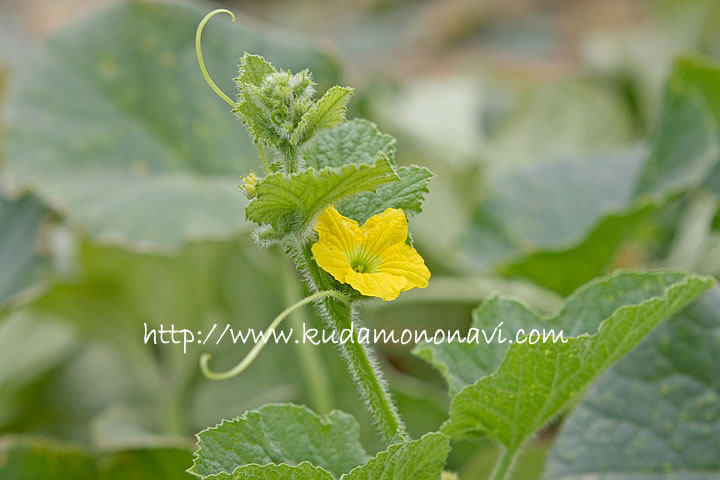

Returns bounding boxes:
[442,274,712,453]
[415,272,713,461]
[242,117,432,234]
[339,166,433,224]
[189,405,369,478]
[3,2,341,251]
[204,462,334,480]
[244,156,399,233]
[5,3,720,480]
[342,433,449,480]
[233,54,353,169]
[190,405,448,480]
[291,86,354,147]
[545,287,720,478]
[302,119,395,170]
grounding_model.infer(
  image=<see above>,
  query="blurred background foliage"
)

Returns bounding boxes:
[1,0,720,478]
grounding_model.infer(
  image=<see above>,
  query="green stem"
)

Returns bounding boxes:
[282,261,334,414]
[300,242,408,444]
[490,449,515,480]
[258,144,270,174]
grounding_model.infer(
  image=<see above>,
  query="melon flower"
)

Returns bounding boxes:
[312,205,430,301]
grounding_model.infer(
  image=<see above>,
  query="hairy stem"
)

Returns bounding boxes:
[300,242,408,444]
[490,449,515,480]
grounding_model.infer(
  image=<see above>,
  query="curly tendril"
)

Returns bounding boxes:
[200,290,348,380]
[195,9,236,107]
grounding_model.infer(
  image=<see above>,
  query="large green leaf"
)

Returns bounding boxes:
[0,194,50,306]
[461,148,647,271]
[545,288,720,479]
[245,156,399,231]
[435,273,713,457]
[189,404,369,479]
[3,2,340,251]
[415,271,711,397]
[197,433,449,480]
[458,57,720,296]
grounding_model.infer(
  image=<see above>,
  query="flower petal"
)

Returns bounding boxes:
[345,271,407,301]
[315,205,362,253]
[378,243,430,291]
[360,208,408,257]
[312,241,352,284]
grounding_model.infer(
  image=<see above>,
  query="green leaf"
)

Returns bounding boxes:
[3,2,341,251]
[245,156,399,231]
[498,203,660,296]
[545,288,720,479]
[415,271,704,396]
[189,404,369,479]
[634,55,720,198]
[343,433,449,480]
[0,437,96,479]
[339,166,433,223]
[437,272,713,456]
[302,119,395,170]
[203,463,334,480]
[292,86,354,146]
[0,194,50,307]
[461,148,647,271]
[236,54,276,88]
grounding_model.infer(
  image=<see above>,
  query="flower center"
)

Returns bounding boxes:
[348,246,381,274]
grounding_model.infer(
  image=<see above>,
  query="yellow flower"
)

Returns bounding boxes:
[312,206,430,301]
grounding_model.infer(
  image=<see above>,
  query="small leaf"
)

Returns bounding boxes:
[245,156,399,232]
[189,404,369,479]
[339,166,433,223]
[302,119,395,170]
[236,53,276,88]
[343,432,449,480]
[436,272,713,457]
[233,84,285,147]
[292,86,354,146]
[545,288,720,479]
